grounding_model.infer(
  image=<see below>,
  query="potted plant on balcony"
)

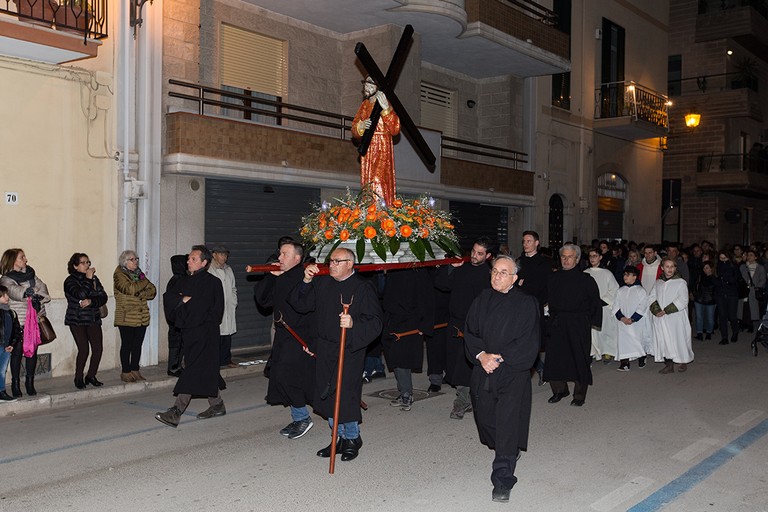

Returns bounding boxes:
[12,0,56,27]
[732,57,759,92]
[52,0,93,35]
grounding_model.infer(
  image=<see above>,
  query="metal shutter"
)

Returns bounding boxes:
[205,179,320,350]
[220,24,287,97]
[449,201,508,253]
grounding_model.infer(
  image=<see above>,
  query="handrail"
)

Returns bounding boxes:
[168,79,529,170]
[594,80,669,129]
[1,0,109,41]
[498,0,557,25]
[697,153,768,174]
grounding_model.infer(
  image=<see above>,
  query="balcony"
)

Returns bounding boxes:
[696,153,768,198]
[696,0,768,58]
[165,80,532,197]
[668,73,762,122]
[593,81,670,141]
[0,0,108,64]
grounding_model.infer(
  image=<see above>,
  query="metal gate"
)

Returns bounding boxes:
[205,180,320,349]
[449,201,508,253]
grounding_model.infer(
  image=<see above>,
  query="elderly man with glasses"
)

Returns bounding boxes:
[464,255,540,503]
[289,248,383,462]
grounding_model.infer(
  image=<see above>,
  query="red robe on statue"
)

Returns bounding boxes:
[352,99,400,205]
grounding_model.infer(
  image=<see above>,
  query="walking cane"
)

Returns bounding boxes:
[329,294,353,474]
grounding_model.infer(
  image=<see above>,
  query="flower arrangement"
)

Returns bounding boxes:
[300,188,462,263]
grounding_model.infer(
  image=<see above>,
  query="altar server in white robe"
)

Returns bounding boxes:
[612,266,650,371]
[584,248,619,361]
[649,258,694,374]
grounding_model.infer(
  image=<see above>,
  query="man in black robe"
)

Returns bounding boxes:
[156,245,225,427]
[290,247,382,461]
[516,230,552,385]
[254,242,316,440]
[381,268,435,410]
[464,255,540,503]
[434,236,493,419]
[544,243,602,407]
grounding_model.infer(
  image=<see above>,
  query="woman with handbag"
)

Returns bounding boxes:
[0,248,51,397]
[113,250,156,383]
[64,253,108,389]
[738,249,766,333]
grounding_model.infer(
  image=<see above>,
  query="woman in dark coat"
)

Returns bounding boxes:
[64,253,108,389]
[714,250,740,344]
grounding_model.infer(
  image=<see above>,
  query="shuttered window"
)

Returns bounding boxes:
[420,82,457,138]
[220,24,286,98]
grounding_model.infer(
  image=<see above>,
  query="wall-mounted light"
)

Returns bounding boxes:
[130,0,153,38]
[685,112,701,129]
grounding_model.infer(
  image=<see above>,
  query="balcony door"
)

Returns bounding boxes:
[600,18,625,118]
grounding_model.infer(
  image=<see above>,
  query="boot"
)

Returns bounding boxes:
[25,375,37,396]
[11,378,22,398]
[120,372,136,383]
[155,406,182,428]
[130,370,146,381]
[659,360,675,374]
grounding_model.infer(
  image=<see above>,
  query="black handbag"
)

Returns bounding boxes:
[736,276,749,299]
[748,273,766,302]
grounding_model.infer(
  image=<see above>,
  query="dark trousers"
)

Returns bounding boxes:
[174,392,223,412]
[118,325,147,372]
[716,295,739,339]
[69,325,103,379]
[219,334,232,366]
[10,325,36,380]
[549,380,588,401]
[425,331,447,379]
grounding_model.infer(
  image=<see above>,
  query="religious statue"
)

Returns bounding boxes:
[351,76,400,206]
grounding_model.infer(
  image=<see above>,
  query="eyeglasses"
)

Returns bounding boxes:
[490,269,514,278]
[127,257,138,261]
[79,260,91,265]
[329,259,352,265]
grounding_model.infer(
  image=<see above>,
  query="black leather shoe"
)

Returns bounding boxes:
[167,368,183,378]
[719,338,729,345]
[548,392,569,403]
[74,378,86,390]
[340,436,363,461]
[11,379,21,398]
[196,403,226,419]
[0,390,16,401]
[85,376,104,387]
[570,399,585,407]
[155,407,182,428]
[731,334,738,343]
[427,384,441,393]
[316,438,343,458]
[492,486,511,502]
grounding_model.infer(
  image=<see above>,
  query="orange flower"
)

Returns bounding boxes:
[324,229,334,240]
[420,228,430,238]
[367,204,377,214]
[319,219,327,228]
[400,225,413,237]
[352,221,362,229]
[381,219,395,231]
[366,213,377,221]
[364,226,377,239]
[392,199,403,207]
[387,230,396,237]
[339,229,350,241]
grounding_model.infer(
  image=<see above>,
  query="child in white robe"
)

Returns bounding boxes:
[612,266,650,371]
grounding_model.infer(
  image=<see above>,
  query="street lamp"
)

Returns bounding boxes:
[685,112,701,129]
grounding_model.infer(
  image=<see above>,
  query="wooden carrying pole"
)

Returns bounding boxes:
[329,297,352,474]
[245,256,467,275]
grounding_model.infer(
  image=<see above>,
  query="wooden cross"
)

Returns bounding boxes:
[354,24,436,170]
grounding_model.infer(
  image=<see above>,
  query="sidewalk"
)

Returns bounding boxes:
[0,350,271,419]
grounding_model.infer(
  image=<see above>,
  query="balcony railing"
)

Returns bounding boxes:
[697,153,768,173]
[698,0,768,20]
[168,79,528,170]
[1,0,108,40]
[668,72,758,96]
[498,0,558,26]
[594,81,669,130]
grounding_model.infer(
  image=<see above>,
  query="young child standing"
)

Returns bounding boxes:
[612,266,650,371]
[0,285,22,401]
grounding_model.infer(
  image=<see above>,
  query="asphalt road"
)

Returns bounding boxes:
[1,335,767,512]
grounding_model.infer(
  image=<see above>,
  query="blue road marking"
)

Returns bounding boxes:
[0,401,269,465]
[628,418,768,511]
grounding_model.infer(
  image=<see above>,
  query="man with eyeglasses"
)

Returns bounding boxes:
[543,243,602,407]
[464,255,539,503]
[290,248,382,462]
[434,236,494,419]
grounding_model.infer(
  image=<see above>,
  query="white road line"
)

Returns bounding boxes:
[728,409,765,427]
[671,438,720,462]
[590,477,655,512]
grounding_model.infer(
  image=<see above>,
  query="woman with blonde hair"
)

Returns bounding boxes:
[0,248,51,396]
[113,250,156,382]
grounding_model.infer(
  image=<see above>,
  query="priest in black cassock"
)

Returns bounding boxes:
[543,243,602,407]
[434,236,493,419]
[254,241,316,440]
[381,268,435,410]
[156,245,225,428]
[289,247,382,462]
[464,255,540,503]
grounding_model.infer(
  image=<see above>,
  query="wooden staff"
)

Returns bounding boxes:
[329,294,353,474]
[390,322,448,341]
[245,256,468,274]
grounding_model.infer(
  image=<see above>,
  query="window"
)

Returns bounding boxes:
[599,18,626,118]
[420,82,457,156]
[668,55,681,97]
[597,173,627,240]
[219,25,286,124]
[551,0,571,110]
